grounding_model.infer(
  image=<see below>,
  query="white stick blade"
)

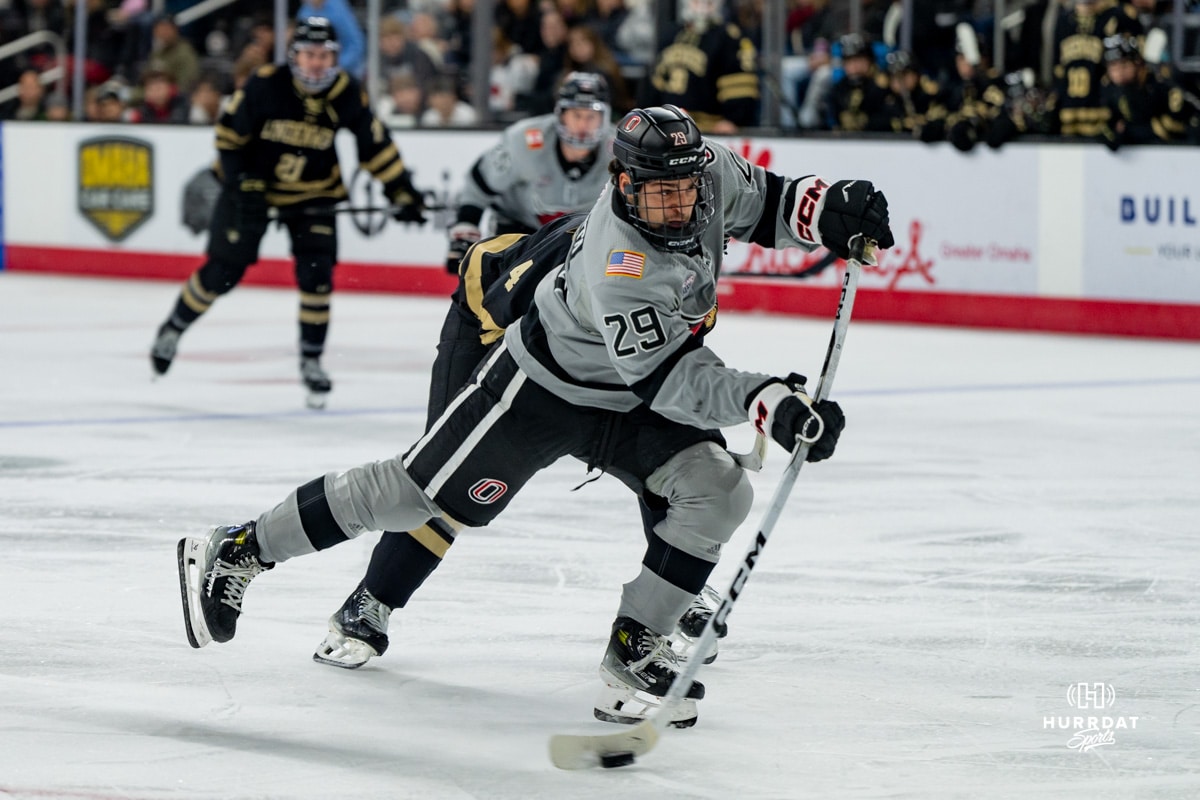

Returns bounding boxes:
[548,720,659,770]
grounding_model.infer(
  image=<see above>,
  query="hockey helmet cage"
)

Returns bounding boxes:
[555,72,612,149]
[1103,33,1142,64]
[613,105,716,252]
[839,33,870,61]
[886,50,917,75]
[290,16,340,93]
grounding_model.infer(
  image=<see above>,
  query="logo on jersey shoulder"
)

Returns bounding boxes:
[524,128,544,150]
[606,250,645,278]
[77,136,154,242]
[681,270,696,297]
[468,478,508,504]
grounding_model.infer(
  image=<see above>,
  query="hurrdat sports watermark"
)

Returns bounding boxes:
[1045,683,1139,752]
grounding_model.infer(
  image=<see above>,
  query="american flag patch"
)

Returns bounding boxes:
[606,250,645,278]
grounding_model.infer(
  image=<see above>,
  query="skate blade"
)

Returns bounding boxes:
[305,391,329,410]
[177,537,213,649]
[593,680,698,729]
[312,627,378,669]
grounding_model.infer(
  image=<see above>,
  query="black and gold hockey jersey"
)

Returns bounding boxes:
[883,74,948,136]
[453,213,584,345]
[1052,0,1142,136]
[1101,66,1200,147]
[645,23,760,131]
[827,70,895,132]
[214,64,409,206]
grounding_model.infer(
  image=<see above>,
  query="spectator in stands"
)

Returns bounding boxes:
[186,73,226,125]
[587,0,632,63]
[145,15,200,94]
[642,0,760,132]
[496,0,543,57]
[420,76,479,126]
[230,50,266,90]
[490,26,539,118]
[407,11,448,68]
[613,0,655,66]
[443,0,477,73]
[377,72,425,128]
[135,68,189,124]
[297,0,366,79]
[378,15,439,96]
[788,0,838,55]
[0,69,48,121]
[94,80,137,122]
[563,23,632,113]
[44,94,71,121]
[523,8,569,114]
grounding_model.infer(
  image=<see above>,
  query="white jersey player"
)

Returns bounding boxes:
[177,105,894,730]
[444,72,615,272]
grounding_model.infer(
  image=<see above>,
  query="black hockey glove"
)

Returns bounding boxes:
[818,180,895,261]
[385,172,427,224]
[232,175,268,232]
[445,222,482,274]
[746,375,845,462]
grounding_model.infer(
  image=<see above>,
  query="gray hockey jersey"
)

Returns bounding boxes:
[459,115,615,230]
[506,139,833,430]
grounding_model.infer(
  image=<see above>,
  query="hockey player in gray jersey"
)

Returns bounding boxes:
[177,105,894,729]
[444,72,614,272]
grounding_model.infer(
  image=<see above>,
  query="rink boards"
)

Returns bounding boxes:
[1,122,1198,339]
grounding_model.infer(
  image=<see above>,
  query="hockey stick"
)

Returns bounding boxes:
[269,201,450,219]
[548,235,875,770]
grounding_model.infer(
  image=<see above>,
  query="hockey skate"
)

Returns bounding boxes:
[150,322,182,377]
[672,584,728,665]
[313,582,392,669]
[300,356,332,409]
[177,521,273,648]
[594,616,705,729]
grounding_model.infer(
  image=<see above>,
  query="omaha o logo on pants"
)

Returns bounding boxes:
[468,478,508,504]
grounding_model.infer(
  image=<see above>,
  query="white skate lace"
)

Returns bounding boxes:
[355,592,391,634]
[209,557,267,611]
[631,630,680,674]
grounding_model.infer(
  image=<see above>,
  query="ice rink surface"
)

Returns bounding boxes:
[1,272,1198,800]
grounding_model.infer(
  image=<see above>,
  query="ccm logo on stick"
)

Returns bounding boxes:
[468,479,508,504]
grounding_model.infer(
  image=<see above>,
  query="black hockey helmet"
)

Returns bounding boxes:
[839,33,870,61]
[555,72,612,149]
[886,50,917,76]
[1103,33,1142,64]
[290,16,340,93]
[612,105,716,251]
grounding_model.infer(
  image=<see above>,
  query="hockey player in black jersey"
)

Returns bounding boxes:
[149,17,426,408]
[1098,33,1200,149]
[178,105,894,729]
[643,0,760,133]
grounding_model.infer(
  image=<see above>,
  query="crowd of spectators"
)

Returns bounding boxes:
[0,0,1196,148]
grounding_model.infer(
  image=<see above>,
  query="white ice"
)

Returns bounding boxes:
[1,272,1198,800]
